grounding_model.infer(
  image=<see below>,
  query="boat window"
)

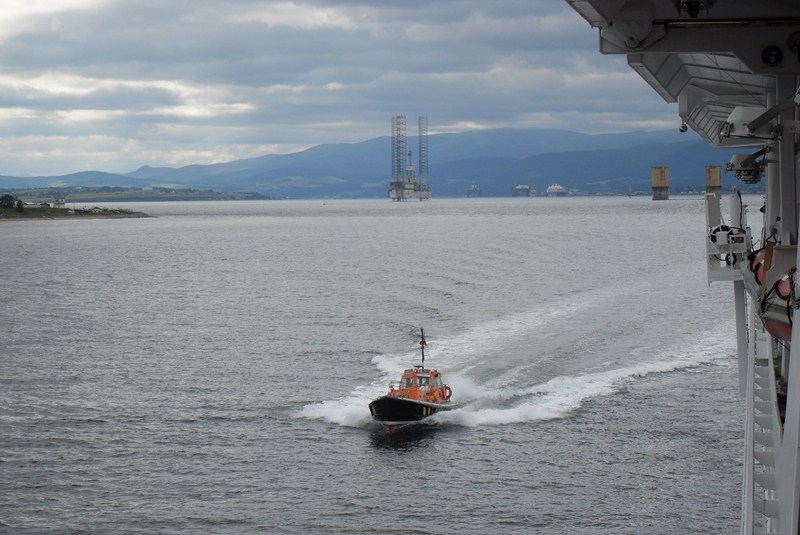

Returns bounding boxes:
[401,377,414,389]
[432,376,442,388]
[418,376,430,388]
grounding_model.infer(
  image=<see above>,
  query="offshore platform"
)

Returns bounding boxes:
[388,115,431,201]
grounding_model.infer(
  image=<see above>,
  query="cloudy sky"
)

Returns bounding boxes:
[0,0,678,176]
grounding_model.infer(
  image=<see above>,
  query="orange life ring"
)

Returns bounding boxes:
[444,385,452,400]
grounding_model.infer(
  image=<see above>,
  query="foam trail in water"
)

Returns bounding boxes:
[296,395,376,428]
[297,329,734,429]
[438,330,735,427]
[369,271,678,379]
[367,289,607,379]
[400,299,589,369]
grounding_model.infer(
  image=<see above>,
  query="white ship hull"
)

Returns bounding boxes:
[567,1,800,532]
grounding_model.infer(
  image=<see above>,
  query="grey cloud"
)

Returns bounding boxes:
[0,1,676,176]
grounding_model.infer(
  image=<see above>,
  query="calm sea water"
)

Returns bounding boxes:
[1,197,746,534]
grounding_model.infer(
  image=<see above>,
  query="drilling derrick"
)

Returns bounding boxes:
[388,116,407,201]
[405,150,415,180]
[417,116,431,200]
[391,116,406,183]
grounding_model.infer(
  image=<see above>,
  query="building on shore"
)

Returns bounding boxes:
[511,184,536,197]
[466,182,481,197]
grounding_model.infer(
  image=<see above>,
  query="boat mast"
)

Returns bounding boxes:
[419,327,426,366]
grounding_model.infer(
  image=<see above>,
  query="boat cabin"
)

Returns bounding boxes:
[388,366,452,404]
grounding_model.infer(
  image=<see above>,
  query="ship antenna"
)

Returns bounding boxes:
[419,327,426,366]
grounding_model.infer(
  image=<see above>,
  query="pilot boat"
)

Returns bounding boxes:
[368,328,457,429]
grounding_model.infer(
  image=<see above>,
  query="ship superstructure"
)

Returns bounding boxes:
[566,1,800,533]
[389,115,431,201]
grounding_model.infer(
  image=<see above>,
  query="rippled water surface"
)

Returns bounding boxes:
[1,197,747,533]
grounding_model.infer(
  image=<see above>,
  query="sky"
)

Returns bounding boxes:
[0,0,680,176]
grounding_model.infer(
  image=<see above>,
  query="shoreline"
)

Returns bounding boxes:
[0,208,152,221]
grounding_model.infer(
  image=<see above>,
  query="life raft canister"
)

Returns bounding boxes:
[761,267,796,341]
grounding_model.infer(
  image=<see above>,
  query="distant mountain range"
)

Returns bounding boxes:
[0,128,745,198]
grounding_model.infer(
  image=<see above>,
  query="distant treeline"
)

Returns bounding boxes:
[4,186,268,202]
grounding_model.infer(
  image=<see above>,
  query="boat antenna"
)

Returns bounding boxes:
[419,327,426,366]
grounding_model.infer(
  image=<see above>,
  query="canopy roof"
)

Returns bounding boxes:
[566,1,800,147]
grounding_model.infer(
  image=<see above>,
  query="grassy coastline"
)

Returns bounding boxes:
[3,186,265,203]
[0,206,150,220]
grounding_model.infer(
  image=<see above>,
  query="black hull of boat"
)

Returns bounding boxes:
[368,396,455,426]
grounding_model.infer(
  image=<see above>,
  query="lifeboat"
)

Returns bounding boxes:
[368,328,458,429]
[761,267,796,341]
[749,243,797,341]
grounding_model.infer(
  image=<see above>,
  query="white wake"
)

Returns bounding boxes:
[296,327,734,429]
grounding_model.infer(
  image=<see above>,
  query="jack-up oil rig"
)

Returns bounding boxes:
[388,115,431,201]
